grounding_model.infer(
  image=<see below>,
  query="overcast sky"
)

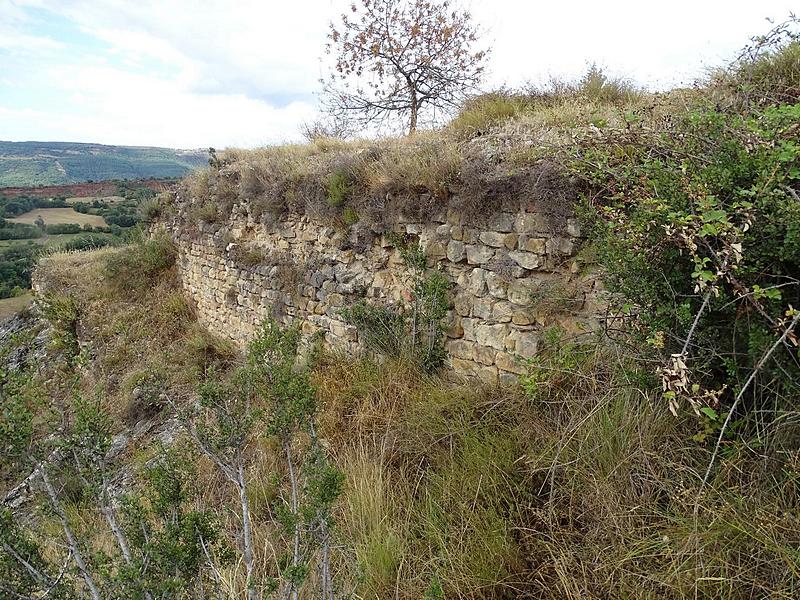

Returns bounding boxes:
[0,0,795,149]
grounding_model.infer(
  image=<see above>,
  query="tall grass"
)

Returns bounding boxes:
[310,338,800,599]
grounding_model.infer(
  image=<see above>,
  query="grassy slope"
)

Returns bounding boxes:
[22,241,798,599]
[0,141,206,186]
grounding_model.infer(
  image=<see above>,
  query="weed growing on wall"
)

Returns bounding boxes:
[343,236,451,372]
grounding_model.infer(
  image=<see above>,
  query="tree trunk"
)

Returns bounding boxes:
[284,438,301,600]
[39,465,102,600]
[237,462,256,600]
[408,87,418,135]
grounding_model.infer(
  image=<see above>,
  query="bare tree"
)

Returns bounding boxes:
[324,0,488,134]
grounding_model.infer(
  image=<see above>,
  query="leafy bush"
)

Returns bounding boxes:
[570,20,800,436]
[194,201,219,223]
[44,223,82,234]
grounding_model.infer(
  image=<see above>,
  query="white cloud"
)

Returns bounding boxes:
[1,0,797,147]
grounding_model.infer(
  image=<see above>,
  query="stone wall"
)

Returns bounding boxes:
[164,199,603,384]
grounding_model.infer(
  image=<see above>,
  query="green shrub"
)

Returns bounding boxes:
[61,233,116,252]
[447,91,527,136]
[326,170,351,207]
[140,197,163,220]
[570,22,800,428]
[342,206,359,225]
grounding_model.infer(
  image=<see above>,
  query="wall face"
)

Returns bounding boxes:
[167,199,602,384]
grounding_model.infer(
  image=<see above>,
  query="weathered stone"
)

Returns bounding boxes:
[461,318,477,341]
[478,231,507,248]
[447,240,466,262]
[515,334,538,359]
[446,316,464,338]
[485,271,508,299]
[495,351,526,374]
[492,302,513,323]
[509,250,540,270]
[486,213,515,232]
[454,293,472,317]
[520,236,546,254]
[475,323,510,350]
[450,225,464,241]
[474,345,496,365]
[473,297,494,320]
[466,245,495,265]
[567,218,581,238]
[503,233,519,250]
[462,228,480,244]
[514,212,549,234]
[512,308,536,326]
[447,339,476,361]
[423,240,447,261]
[499,371,518,386]
[467,268,488,297]
[546,237,575,256]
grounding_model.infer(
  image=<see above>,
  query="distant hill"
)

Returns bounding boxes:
[0,141,207,186]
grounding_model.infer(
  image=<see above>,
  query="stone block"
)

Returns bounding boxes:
[546,237,576,256]
[466,245,495,265]
[478,231,507,248]
[514,212,549,235]
[447,240,466,262]
[473,297,494,320]
[515,334,538,359]
[486,213,515,232]
[454,293,472,317]
[475,323,510,350]
[512,308,536,326]
[467,268,488,297]
[446,339,476,361]
[492,302,513,323]
[495,351,527,375]
[474,345,496,365]
[520,236,546,254]
[461,318,477,341]
[485,271,508,299]
[509,250,541,270]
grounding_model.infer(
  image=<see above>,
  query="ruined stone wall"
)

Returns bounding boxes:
[166,200,603,384]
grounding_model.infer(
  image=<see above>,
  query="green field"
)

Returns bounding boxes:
[0,232,116,250]
[0,140,206,186]
[7,207,107,227]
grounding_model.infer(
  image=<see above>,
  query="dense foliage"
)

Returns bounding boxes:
[573,32,800,426]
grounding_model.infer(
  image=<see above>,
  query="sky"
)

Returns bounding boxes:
[0,0,796,149]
